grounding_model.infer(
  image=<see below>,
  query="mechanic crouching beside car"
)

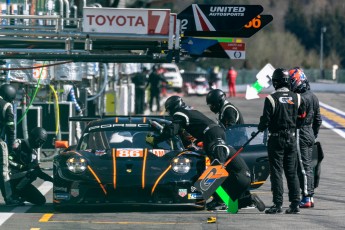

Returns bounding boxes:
[9,127,53,205]
[146,96,265,212]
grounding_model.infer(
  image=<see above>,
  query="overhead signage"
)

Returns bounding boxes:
[83,7,170,35]
[177,4,263,33]
[183,14,273,38]
[181,37,218,55]
[181,37,245,59]
[220,42,245,59]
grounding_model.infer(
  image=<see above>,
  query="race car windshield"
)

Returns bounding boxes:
[78,129,184,151]
[225,125,266,147]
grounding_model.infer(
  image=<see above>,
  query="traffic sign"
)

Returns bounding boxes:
[83,7,170,35]
[183,14,273,38]
[178,4,263,33]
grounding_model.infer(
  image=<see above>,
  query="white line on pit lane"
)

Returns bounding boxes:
[320,101,345,139]
[0,181,53,226]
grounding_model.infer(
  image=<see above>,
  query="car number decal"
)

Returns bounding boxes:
[116,148,143,157]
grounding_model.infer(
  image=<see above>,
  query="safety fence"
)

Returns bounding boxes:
[183,68,345,86]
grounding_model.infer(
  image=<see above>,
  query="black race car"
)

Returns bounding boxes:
[53,117,269,210]
[224,124,269,189]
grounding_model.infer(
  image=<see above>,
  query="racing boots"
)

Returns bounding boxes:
[299,196,312,208]
[5,198,24,206]
[311,196,314,207]
[285,203,300,214]
[265,204,283,214]
[206,200,227,211]
[251,194,266,212]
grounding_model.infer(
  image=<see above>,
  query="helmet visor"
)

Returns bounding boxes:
[208,104,218,113]
[35,138,46,148]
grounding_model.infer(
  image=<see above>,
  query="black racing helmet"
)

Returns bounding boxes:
[272,68,290,90]
[206,89,226,114]
[29,127,48,149]
[164,95,185,116]
[0,84,16,103]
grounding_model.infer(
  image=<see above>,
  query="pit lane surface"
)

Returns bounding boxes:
[1,91,345,230]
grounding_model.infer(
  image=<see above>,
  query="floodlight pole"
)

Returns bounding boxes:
[320,26,327,79]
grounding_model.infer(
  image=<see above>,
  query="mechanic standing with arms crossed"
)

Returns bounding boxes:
[289,67,322,208]
[258,68,306,214]
[0,84,23,205]
[146,96,265,212]
[9,127,53,205]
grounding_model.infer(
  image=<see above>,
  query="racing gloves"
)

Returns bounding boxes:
[257,124,266,132]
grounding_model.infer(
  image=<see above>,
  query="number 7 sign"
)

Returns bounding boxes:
[148,10,170,35]
[83,8,170,35]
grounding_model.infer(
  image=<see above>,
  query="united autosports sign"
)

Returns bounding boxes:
[83,7,170,35]
[178,4,263,32]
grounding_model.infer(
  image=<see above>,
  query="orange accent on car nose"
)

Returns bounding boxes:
[142,148,148,189]
[151,165,171,195]
[112,148,117,189]
[87,165,107,195]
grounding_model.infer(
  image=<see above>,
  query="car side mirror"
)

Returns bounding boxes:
[55,140,69,149]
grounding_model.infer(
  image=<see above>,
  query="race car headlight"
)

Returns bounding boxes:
[66,156,87,173]
[171,157,191,174]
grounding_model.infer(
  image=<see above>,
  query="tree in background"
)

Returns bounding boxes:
[285,2,345,68]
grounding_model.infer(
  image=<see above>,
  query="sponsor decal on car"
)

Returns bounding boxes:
[95,150,106,156]
[54,186,68,192]
[54,193,70,200]
[188,193,203,199]
[178,189,187,197]
[70,189,80,197]
[88,123,149,131]
[151,149,167,157]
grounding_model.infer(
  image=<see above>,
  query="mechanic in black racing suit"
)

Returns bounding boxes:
[9,127,53,205]
[206,88,247,146]
[146,96,265,212]
[206,89,244,128]
[0,83,23,206]
[289,67,322,208]
[258,68,306,214]
[205,89,265,211]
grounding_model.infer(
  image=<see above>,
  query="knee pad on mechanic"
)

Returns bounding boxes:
[211,143,230,163]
